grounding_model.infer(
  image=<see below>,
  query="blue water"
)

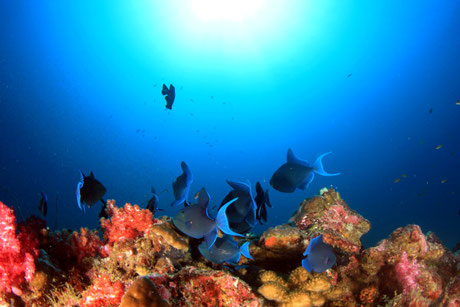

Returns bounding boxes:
[1,1,459,249]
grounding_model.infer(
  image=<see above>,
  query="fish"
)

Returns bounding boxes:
[302,235,336,273]
[146,187,164,215]
[429,108,433,114]
[254,181,272,224]
[161,84,176,110]
[436,145,443,150]
[347,73,352,77]
[401,174,407,178]
[394,178,401,183]
[441,179,447,184]
[219,180,257,234]
[198,235,253,264]
[39,192,47,217]
[171,161,193,207]
[456,101,460,106]
[193,191,200,200]
[173,188,243,249]
[76,171,107,211]
[270,149,341,193]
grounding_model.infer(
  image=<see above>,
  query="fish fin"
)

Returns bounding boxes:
[204,228,218,249]
[181,161,193,181]
[171,199,185,207]
[304,235,321,256]
[287,149,309,167]
[151,187,156,194]
[226,180,250,194]
[162,84,168,95]
[261,204,267,223]
[198,188,210,208]
[228,253,241,265]
[298,173,314,190]
[264,190,272,207]
[302,257,313,273]
[76,171,85,212]
[216,198,244,237]
[313,153,341,176]
[240,242,253,260]
[90,171,95,178]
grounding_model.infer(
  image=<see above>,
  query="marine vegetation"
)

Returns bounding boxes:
[1,188,459,306]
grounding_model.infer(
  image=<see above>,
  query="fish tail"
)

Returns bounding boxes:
[313,152,341,177]
[216,198,244,237]
[240,242,253,260]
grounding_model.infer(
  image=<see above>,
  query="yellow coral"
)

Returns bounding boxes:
[150,223,189,251]
[324,286,343,301]
[302,276,331,292]
[260,270,289,288]
[258,281,288,302]
[309,292,326,306]
[282,290,312,307]
[289,267,312,286]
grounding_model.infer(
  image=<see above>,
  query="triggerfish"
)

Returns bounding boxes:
[219,180,257,234]
[76,171,107,211]
[198,235,253,264]
[270,149,341,193]
[173,188,243,249]
[302,235,336,273]
[171,161,193,207]
[146,187,164,215]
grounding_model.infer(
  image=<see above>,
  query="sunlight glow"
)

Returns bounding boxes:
[191,0,263,22]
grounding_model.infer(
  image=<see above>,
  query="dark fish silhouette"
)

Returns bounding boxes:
[146,187,164,215]
[76,171,107,211]
[39,192,48,217]
[173,188,243,249]
[347,73,352,77]
[270,149,340,193]
[198,235,252,264]
[162,84,176,109]
[219,180,257,234]
[302,235,336,273]
[171,162,193,207]
[254,182,272,224]
[429,108,433,114]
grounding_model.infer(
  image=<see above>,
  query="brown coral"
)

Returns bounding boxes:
[120,277,170,307]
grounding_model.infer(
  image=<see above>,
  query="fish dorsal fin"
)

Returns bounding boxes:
[226,180,250,194]
[181,161,193,181]
[162,84,168,95]
[90,171,95,178]
[198,188,210,208]
[304,235,322,256]
[287,149,310,167]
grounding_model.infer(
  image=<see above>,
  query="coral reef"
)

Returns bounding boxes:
[290,188,370,254]
[0,188,458,306]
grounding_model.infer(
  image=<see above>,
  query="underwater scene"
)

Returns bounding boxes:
[1,1,459,306]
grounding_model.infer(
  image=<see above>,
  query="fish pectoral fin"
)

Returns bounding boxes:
[204,228,218,249]
[302,257,314,273]
[298,173,314,190]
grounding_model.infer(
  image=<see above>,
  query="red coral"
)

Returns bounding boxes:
[100,200,153,245]
[0,201,39,294]
[70,228,103,264]
[79,275,124,307]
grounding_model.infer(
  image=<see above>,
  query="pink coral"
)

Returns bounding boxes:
[395,251,420,293]
[100,200,154,245]
[79,275,125,307]
[0,201,39,294]
[70,228,103,264]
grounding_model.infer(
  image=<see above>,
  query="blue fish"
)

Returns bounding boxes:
[162,83,175,110]
[76,171,107,212]
[302,235,336,273]
[198,235,253,264]
[173,188,243,248]
[270,149,340,193]
[39,191,48,217]
[171,161,193,207]
[219,180,257,234]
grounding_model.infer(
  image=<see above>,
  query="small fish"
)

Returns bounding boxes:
[441,179,447,184]
[270,149,340,193]
[394,178,401,183]
[193,191,200,200]
[456,101,460,106]
[302,235,336,273]
[254,182,272,224]
[76,171,107,212]
[429,108,433,114]
[39,192,48,217]
[435,145,443,150]
[198,235,253,264]
[171,161,193,207]
[347,73,352,77]
[146,187,164,215]
[401,174,407,178]
[173,188,243,249]
[161,84,176,110]
[219,180,257,234]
